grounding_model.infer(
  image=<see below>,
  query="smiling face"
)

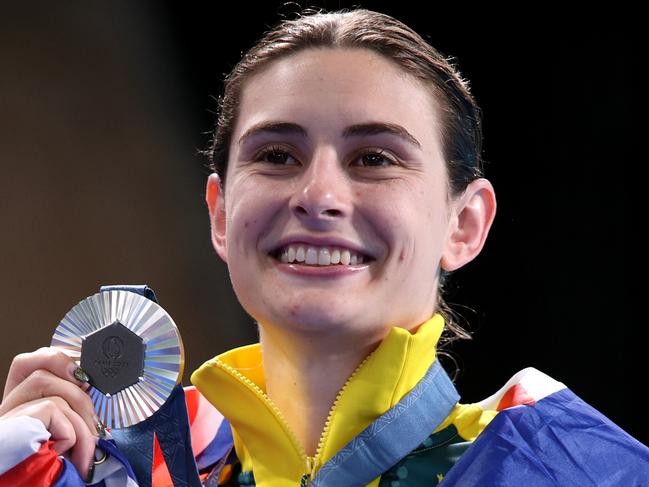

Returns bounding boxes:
[208,47,465,340]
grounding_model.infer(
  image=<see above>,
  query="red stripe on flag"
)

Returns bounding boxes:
[497,384,536,411]
[0,440,63,487]
[152,432,174,487]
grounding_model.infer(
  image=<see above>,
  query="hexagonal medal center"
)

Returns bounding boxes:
[80,320,145,395]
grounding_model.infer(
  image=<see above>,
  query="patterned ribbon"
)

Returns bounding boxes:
[308,359,460,486]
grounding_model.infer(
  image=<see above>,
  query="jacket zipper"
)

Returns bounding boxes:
[304,350,376,484]
[300,457,314,486]
[214,348,378,486]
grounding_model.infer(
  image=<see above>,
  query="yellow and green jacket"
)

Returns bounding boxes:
[191,314,496,486]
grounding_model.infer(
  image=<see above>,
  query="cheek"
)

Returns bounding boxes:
[359,184,418,258]
[225,180,276,258]
[370,183,447,264]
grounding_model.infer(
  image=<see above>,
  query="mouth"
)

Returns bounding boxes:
[270,243,374,267]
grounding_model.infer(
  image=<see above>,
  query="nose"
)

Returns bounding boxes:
[290,149,352,223]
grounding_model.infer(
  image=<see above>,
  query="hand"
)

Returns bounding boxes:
[0,347,101,481]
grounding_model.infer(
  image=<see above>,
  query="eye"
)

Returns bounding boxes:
[255,145,299,165]
[352,148,398,168]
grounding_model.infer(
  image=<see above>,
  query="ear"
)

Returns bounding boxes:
[441,178,497,272]
[206,173,228,264]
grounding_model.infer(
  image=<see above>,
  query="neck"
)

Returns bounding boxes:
[259,325,381,456]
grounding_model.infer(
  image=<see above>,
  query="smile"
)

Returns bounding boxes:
[272,244,372,267]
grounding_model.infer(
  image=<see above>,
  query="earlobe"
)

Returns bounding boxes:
[441,178,497,272]
[206,173,228,263]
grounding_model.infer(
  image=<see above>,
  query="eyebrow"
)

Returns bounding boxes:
[237,120,422,149]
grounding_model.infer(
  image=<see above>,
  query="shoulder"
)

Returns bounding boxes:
[442,367,649,486]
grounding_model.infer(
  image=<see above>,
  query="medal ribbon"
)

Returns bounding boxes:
[100,285,201,487]
[308,359,460,486]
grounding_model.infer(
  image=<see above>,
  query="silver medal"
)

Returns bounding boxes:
[51,290,184,429]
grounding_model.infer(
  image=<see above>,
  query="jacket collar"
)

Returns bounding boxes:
[191,314,447,486]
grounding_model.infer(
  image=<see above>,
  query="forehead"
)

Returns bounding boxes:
[230,47,443,154]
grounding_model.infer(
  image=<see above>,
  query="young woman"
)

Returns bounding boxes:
[1,8,647,487]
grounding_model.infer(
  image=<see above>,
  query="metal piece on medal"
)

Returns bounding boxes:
[51,290,184,429]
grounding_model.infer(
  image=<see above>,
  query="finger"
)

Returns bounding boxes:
[4,347,87,399]
[0,369,98,437]
[0,397,77,454]
[56,398,97,481]
[1,396,97,481]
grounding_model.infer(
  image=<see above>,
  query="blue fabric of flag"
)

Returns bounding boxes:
[441,388,649,486]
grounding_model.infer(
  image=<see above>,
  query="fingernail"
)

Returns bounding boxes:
[72,366,90,383]
[86,462,95,483]
[94,417,106,439]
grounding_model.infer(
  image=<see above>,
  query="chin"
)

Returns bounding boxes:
[262,305,366,336]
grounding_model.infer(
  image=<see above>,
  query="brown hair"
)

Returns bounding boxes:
[205,7,485,363]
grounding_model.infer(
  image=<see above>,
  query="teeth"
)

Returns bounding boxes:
[277,244,368,266]
[296,247,306,262]
[305,247,318,265]
[318,248,330,265]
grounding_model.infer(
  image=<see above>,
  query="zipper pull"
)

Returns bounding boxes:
[301,456,315,486]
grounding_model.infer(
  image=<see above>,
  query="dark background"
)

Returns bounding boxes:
[1,2,642,442]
